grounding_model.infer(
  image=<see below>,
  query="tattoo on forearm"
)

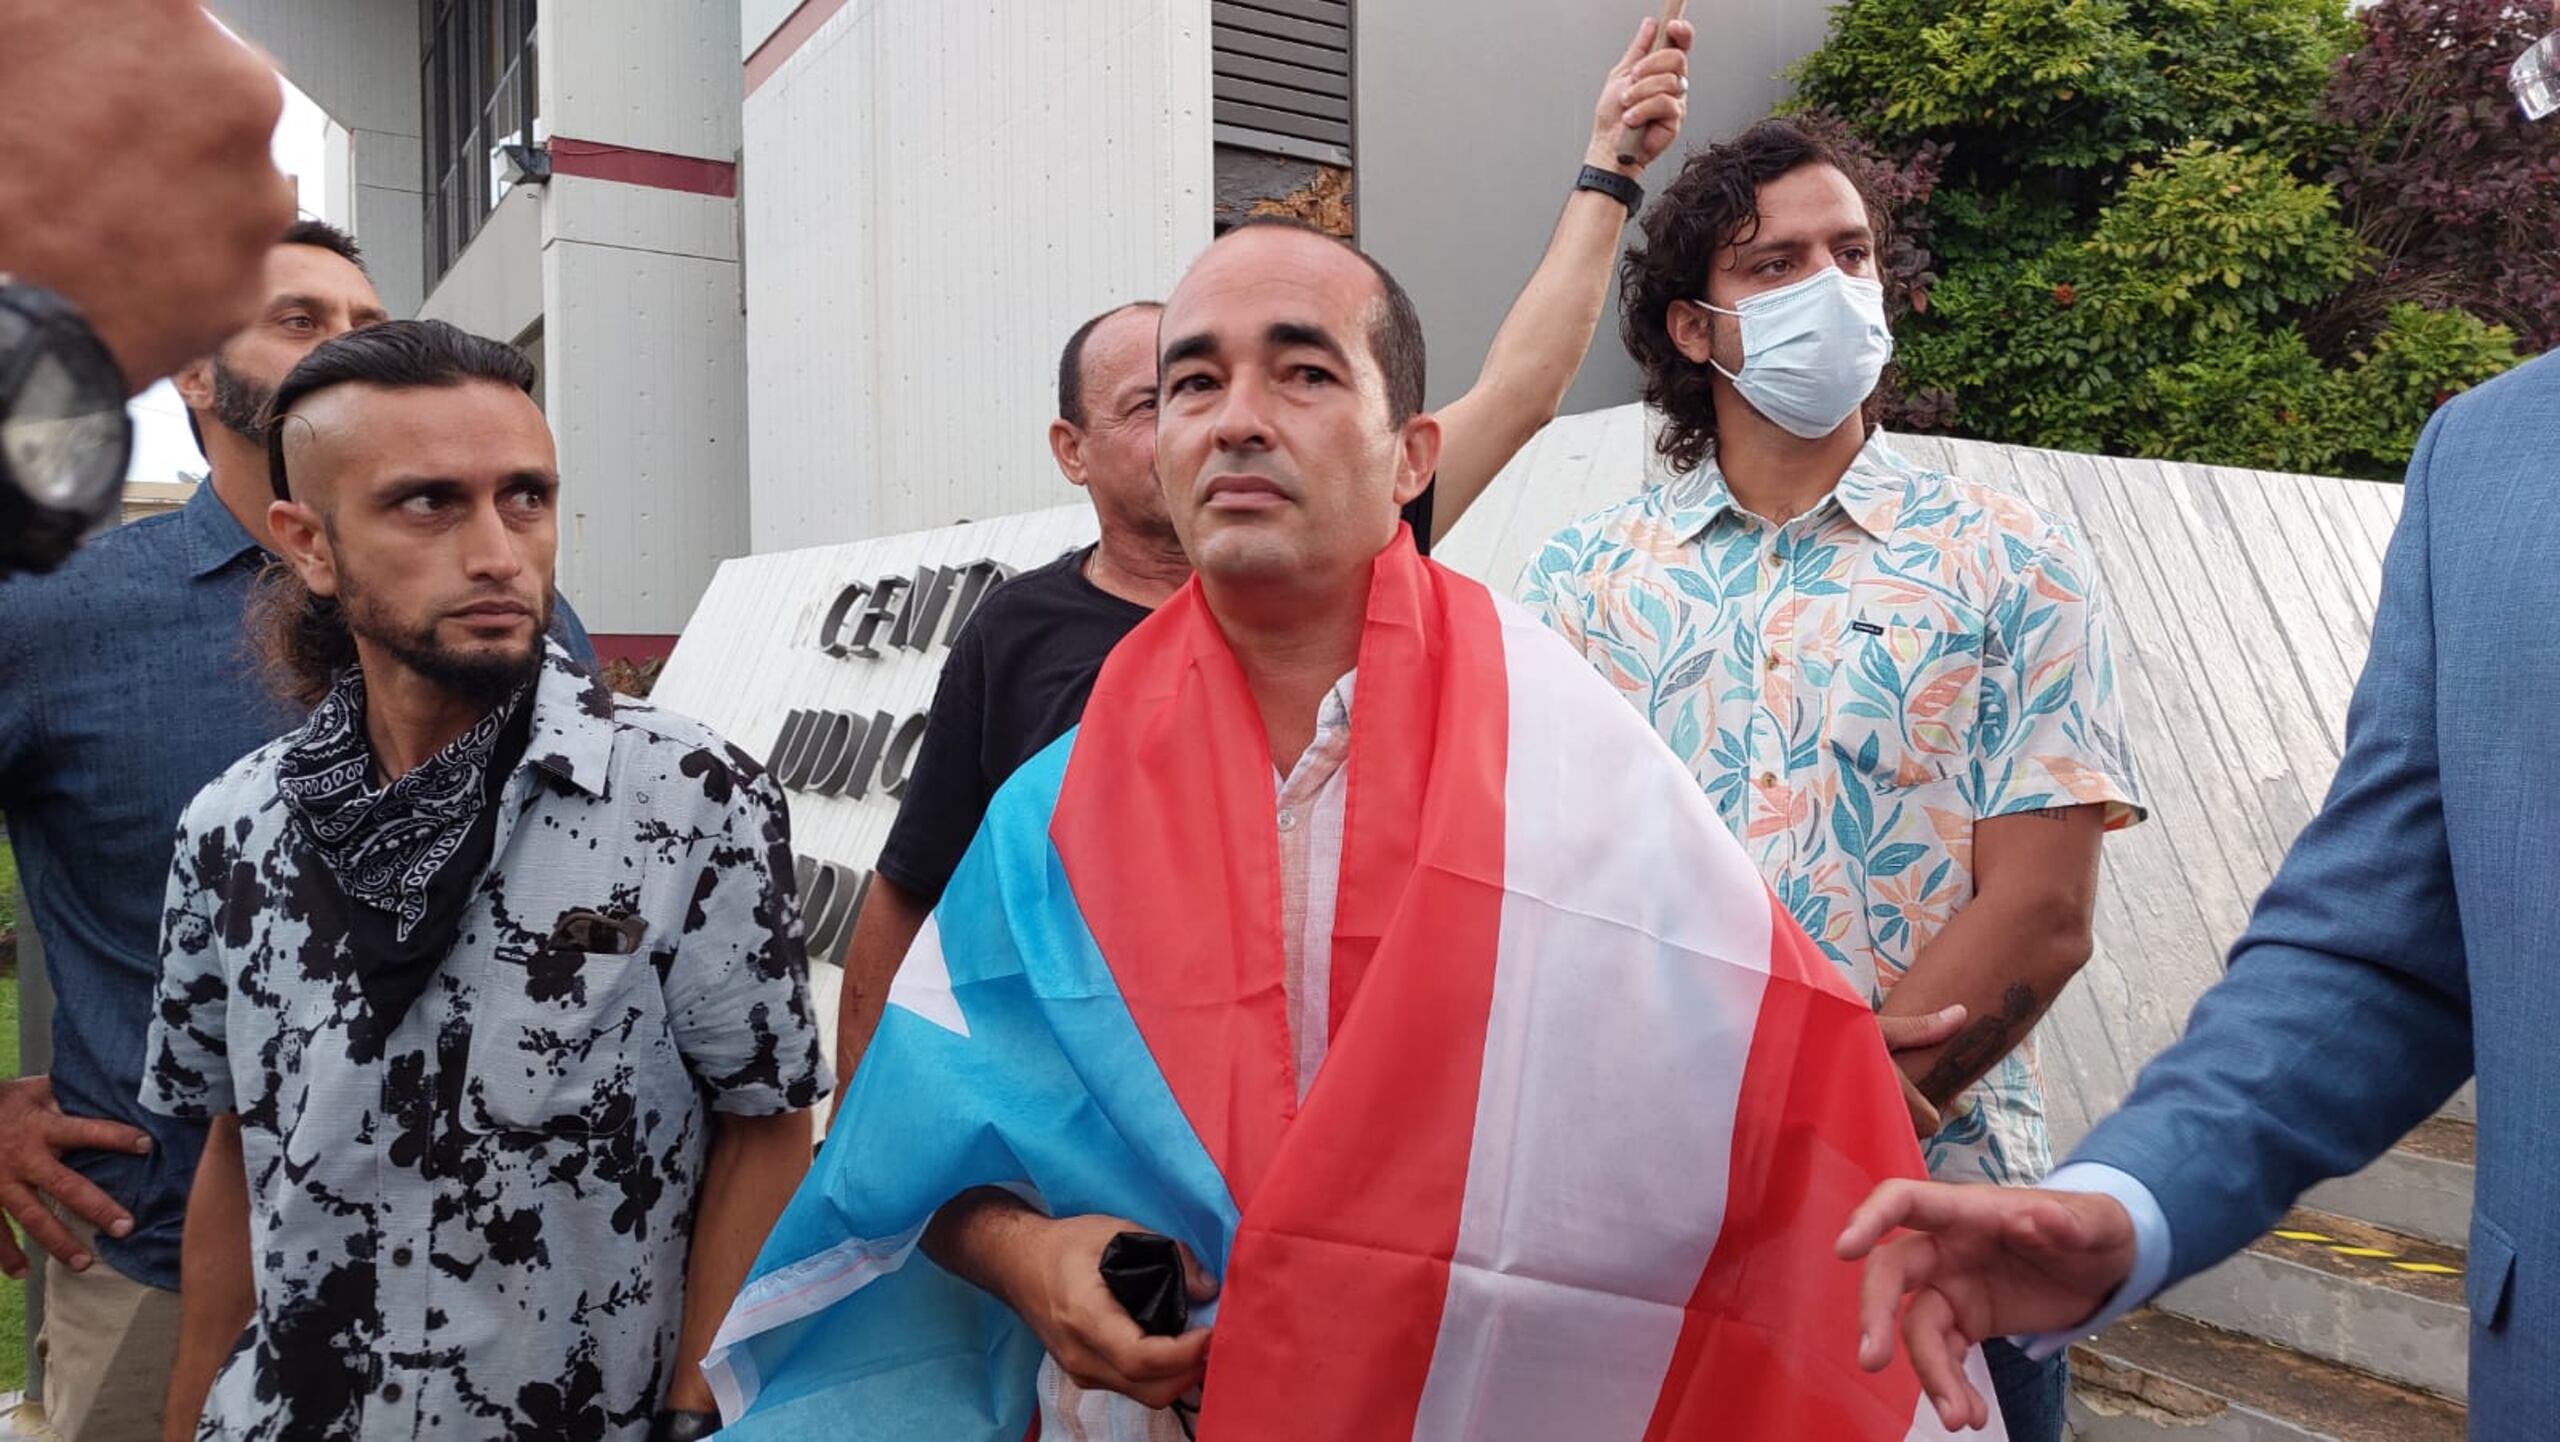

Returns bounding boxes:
[1917,982,2040,1103]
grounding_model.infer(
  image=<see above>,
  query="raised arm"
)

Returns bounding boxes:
[1430,12,1693,542]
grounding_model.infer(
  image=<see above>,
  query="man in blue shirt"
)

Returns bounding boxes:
[0,221,590,1442]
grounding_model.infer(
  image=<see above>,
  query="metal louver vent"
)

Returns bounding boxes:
[1213,0,1352,167]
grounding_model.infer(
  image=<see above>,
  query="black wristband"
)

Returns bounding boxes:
[1575,164,1644,214]
[651,1409,722,1442]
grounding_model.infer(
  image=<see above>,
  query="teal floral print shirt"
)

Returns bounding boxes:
[1520,432,2145,1187]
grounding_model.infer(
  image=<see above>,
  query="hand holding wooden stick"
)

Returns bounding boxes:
[1615,0,1691,167]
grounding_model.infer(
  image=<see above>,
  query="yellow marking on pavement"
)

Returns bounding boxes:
[2268,1224,2465,1277]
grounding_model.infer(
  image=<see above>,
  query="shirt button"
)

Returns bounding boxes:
[1759,772,1778,788]
[1765,652,1783,672]
[1277,809,1298,833]
[383,1383,405,1404]
[392,1246,413,1267]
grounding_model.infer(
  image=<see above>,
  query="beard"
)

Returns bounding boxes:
[207,352,275,443]
[338,570,552,710]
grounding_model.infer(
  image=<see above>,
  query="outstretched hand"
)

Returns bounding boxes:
[1834,1180,2139,1432]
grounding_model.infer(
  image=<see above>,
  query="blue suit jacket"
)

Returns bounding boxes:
[2072,350,2560,1434]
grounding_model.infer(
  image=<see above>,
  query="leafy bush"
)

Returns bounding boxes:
[1794,0,2353,178]
[2321,0,2560,354]
[2118,326,2343,473]
[2327,303,2524,467]
[1783,0,2535,475]
[2080,142,2366,339]
[598,656,663,698]
[1894,144,2375,467]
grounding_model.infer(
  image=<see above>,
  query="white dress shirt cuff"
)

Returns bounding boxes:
[2015,1161,2173,1362]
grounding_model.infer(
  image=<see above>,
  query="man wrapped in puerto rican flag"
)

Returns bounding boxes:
[702,219,2008,1441]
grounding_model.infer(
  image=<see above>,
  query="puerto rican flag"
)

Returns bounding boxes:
[705,533,2003,1440]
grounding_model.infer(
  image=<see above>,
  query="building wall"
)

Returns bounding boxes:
[550,0,744,160]
[210,0,428,317]
[1356,1,1833,416]
[740,0,1215,552]
[524,1,750,643]
[416,184,544,347]
[540,173,749,639]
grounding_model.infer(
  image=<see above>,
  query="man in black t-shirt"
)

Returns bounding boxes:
[836,12,1697,1076]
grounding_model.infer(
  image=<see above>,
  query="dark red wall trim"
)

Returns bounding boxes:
[744,0,850,98]
[590,633,681,667]
[547,138,737,198]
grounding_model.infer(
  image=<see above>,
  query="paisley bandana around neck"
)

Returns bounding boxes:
[278,664,530,945]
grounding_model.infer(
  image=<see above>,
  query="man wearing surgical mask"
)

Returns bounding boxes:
[1521,118,2147,1442]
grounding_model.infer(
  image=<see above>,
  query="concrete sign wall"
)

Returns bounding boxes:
[651,504,1099,1069]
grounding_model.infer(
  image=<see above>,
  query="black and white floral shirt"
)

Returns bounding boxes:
[143,644,829,1442]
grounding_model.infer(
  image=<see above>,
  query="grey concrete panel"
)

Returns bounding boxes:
[2160,1249,2469,1403]
[2068,1310,2465,1442]
[2303,1135,2476,1251]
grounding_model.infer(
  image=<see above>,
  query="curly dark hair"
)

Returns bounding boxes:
[1620,118,1898,475]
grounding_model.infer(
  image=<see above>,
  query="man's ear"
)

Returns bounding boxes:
[1048,419,1089,488]
[266,499,339,599]
[172,356,216,414]
[1393,413,1443,507]
[1667,299,1722,369]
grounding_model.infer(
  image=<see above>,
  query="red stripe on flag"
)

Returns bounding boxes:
[1052,532,1509,1437]
[1052,591,1297,1203]
[1199,543,1510,1437]
[1640,891,1932,1440]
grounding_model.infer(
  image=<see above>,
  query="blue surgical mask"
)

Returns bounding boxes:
[1700,267,1895,440]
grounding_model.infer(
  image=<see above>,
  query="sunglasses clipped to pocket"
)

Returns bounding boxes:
[546,907,646,956]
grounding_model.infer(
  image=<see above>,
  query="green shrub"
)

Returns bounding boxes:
[1895,145,2372,468]
[2328,304,2522,469]
[1785,0,2528,476]
[1794,0,2353,177]
[2118,326,2344,473]
[2079,142,2366,340]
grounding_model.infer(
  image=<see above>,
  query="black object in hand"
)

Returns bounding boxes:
[1098,1230,1190,1336]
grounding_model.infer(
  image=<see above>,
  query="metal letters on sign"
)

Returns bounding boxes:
[774,557,1014,964]
[651,505,1103,1043]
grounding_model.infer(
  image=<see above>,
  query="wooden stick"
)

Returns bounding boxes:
[1614,0,1690,168]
